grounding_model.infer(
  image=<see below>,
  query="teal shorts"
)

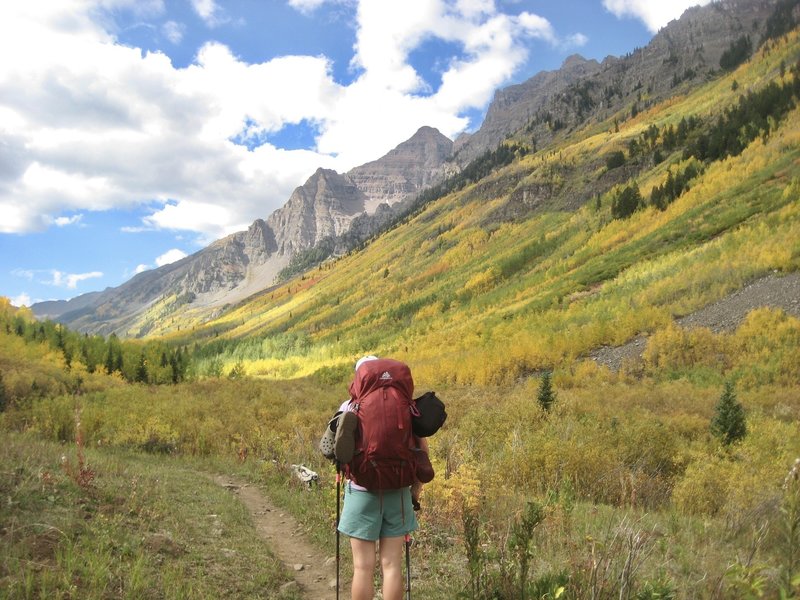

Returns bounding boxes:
[337,484,418,541]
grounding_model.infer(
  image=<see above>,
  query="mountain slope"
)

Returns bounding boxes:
[454,0,782,164]
[176,26,800,386]
[33,127,453,336]
[32,0,792,339]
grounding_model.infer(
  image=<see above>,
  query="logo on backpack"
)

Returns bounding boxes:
[379,371,392,380]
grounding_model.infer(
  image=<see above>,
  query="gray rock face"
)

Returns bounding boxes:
[264,126,453,260]
[267,168,367,256]
[41,224,281,335]
[454,54,602,164]
[454,0,780,165]
[348,126,454,212]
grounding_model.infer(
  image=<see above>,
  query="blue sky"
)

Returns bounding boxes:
[0,0,710,307]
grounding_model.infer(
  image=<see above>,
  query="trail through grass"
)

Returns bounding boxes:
[0,434,303,599]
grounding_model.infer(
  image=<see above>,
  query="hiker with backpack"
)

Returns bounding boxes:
[319,355,446,600]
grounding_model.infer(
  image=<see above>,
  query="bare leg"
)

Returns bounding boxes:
[379,536,405,600]
[350,537,377,600]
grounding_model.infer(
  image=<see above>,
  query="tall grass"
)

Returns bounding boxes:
[3,361,799,597]
[0,432,301,599]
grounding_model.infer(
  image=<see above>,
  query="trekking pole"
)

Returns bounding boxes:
[336,469,341,600]
[405,533,412,600]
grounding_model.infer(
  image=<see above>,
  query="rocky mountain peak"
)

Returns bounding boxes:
[266,169,366,257]
[561,54,595,71]
[347,126,453,213]
[265,127,453,257]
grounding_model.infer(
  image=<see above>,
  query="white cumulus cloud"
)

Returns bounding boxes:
[155,248,188,266]
[50,270,104,289]
[0,0,577,243]
[602,0,712,33]
[10,292,32,307]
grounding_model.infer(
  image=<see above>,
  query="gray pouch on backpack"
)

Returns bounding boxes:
[319,411,342,459]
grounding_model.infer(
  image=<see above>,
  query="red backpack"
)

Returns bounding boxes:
[346,358,418,490]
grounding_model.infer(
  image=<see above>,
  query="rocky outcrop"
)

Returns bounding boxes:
[265,126,453,259]
[454,55,602,164]
[348,126,454,212]
[454,0,781,165]
[267,168,367,256]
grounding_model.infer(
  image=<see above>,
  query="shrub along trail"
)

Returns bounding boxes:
[213,475,336,599]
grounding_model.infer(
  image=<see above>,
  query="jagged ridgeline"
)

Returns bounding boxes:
[275,141,531,283]
[177,18,800,385]
[31,0,800,343]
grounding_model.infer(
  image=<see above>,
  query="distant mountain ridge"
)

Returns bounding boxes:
[31,0,785,336]
[33,126,454,335]
[454,0,781,164]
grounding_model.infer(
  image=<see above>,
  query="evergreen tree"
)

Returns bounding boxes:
[0,371,6,412]
[537,371,556,412]
[719,35,752,71]
[228,361,246,380]
[605,150,626,170]
[104,345,115,375]
[81,342,93,373]
[54,324,65,351]
[169,353,180,384]
[135,352,148,384]
[611,183,641,219]
[711,381,747,445]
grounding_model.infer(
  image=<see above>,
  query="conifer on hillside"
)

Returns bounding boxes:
[711,380,747,446]
[537,371,556,412]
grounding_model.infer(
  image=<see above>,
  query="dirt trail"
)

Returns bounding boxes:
[213,475,339,599]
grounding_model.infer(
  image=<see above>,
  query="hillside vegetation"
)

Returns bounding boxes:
[166,31,800,389]
[2,28,800,600]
